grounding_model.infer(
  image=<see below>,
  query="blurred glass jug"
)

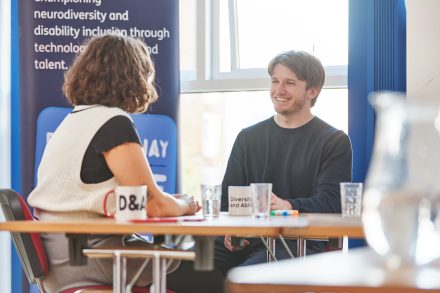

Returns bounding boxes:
[363,92,440,269]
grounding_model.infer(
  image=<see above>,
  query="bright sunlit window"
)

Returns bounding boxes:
[179,90,348,197]
[179,0,348,197]
[233,0,348,69]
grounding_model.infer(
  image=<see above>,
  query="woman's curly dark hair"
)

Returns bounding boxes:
[62,34,158,113]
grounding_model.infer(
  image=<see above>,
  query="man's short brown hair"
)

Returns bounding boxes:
[268,50,325,106]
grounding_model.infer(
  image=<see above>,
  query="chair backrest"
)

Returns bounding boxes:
[0,189,49,286]
[35,107,177,192]
[0,189,171,293]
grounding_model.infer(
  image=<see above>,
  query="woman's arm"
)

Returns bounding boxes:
[103,142,198,217]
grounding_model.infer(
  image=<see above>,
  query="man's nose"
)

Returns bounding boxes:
[277,84,286,95]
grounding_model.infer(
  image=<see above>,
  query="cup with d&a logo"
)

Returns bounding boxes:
[103,185,147,221]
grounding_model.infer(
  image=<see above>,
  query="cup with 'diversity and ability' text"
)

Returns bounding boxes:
[228,186,253,216]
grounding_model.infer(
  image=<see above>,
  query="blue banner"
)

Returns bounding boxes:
[34,108,178,193]
[14,3,180,291]
[16,0,180,197]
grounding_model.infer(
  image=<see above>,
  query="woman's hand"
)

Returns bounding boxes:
[175,194,201,215]
[104,142,199,217]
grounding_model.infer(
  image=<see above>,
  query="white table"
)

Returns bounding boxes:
[227,247,440,292]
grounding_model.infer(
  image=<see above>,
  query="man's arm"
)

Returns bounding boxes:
[221,132,247,211]
[288,131,352,213]
[221,131,252,250]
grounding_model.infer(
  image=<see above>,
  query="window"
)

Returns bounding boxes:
[180,0,348,92]
[232,0,348,69]
[179,0,348,197]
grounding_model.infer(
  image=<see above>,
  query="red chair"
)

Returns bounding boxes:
[0,189,173,293]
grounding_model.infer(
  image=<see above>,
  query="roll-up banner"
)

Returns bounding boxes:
[16,0,180,199]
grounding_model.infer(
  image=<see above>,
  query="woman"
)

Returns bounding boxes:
[28,34,201,292]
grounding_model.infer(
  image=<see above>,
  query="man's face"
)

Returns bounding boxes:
[270,64,316,117]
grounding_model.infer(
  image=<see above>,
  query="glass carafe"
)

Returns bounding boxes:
[363,92,440,268]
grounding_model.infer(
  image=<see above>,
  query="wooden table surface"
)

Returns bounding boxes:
[0,212,364,238]
[0,212,367,292]
[227,247,440,292]
[282,213,364,238]
[0,212,309,237]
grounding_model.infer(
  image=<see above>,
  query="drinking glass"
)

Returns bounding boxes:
[340,182,363,217]
[201,184,221,217]
[251,183,272,218]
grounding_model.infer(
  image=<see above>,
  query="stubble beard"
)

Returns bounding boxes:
[273,94,307,117]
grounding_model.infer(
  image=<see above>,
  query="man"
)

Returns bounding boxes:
[214,50,352,276]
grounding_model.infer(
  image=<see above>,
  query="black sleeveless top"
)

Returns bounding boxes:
[73,109,140,183]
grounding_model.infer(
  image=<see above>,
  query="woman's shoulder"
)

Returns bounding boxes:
[72,105,132,125]
[96,105,131,119]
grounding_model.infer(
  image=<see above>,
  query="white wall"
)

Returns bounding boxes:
[0,0,11,292]
[407,0,440,100]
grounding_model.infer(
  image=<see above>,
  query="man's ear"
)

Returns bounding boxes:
[307,87,319,100]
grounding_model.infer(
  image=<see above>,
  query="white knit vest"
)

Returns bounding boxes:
[28,105,130,220]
